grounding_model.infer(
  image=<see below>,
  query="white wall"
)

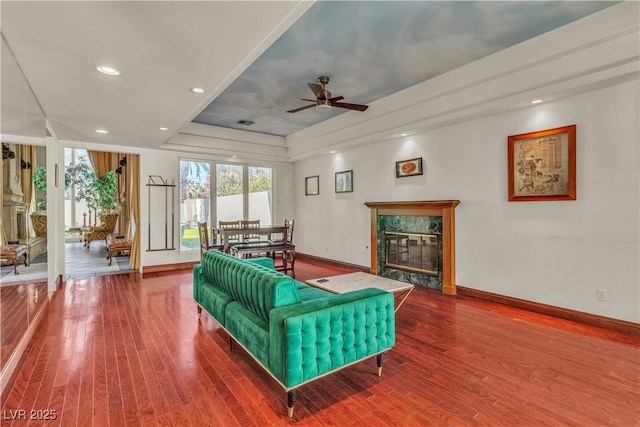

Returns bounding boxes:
[294,80,639,323]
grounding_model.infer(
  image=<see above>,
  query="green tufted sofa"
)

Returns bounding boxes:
[193,250,395,417]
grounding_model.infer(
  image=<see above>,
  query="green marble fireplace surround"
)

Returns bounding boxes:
[365,201,460,295]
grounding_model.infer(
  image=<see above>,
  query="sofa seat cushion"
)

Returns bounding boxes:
[198,281,234,327]
[296,286,332,303]
[293,280,309,290]
[225,301,270,368]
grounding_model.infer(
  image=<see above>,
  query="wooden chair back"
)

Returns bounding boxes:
[241,219,260,242]
[198,222,210,258]
[219,220,241,242]
[284,219,295,244]
[218,220,241,229]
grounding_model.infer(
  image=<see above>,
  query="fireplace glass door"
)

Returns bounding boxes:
[384,231,438,275]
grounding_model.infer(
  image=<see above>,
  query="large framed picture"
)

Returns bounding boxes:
[395,157,423,178]
[335,170,353,193]
[305,175,319,196]
[508,124,576,202]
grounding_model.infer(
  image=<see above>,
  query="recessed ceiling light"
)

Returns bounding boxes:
[191,87,205,94]
[95,66,121,76]
[330,150,336,154]
[400,133,408,137]
[159,127,168,131]
[530,99,543,105]
[232,155,237,158]
[94,129,109,134]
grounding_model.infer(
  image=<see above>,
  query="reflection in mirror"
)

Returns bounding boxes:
[0,35,48,377]
[1,146,48,370]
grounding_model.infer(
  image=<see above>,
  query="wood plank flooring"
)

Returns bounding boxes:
[1,260,639,426]
[0,282,48,370]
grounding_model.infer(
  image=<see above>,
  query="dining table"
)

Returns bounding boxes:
[211,225,289,253]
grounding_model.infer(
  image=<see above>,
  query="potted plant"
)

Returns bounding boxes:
[31,164,118,215]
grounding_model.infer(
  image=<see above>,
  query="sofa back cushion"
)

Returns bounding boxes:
[201,251,300,322]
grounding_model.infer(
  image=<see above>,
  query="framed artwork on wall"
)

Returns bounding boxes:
[305,175,319,196]
[508,124,576,202]
[335,170,353,193]
[396,157,423,178]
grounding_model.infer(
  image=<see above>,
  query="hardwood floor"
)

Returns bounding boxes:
[1,259,639,426]
[0,282,48,370]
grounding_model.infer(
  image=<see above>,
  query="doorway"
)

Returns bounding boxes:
[63,148,139,279]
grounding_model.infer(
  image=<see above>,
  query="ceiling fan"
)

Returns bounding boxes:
[287,76,369,113]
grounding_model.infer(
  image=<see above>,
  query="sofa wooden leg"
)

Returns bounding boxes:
[229,336,235,353]
[287,391,295,418]
[197,306,202,318]
[377,353,384,376]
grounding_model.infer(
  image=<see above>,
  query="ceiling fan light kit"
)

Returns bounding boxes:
[287,76,368,113]
[315,100,332,112]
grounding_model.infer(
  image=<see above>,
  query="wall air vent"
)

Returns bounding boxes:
[237,120,254,125]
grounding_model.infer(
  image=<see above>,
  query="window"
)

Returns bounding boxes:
[216,164,243,222]
[248,166,272,224]
[64,148,92,229]
[179,160,211,251]
[179,160,273,251]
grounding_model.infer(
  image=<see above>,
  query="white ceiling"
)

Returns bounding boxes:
[1,1,636,163]
[0,1,311,148]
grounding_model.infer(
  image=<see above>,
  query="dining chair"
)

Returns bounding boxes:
[268,218,296,277]
[219,219,242,244]
[198,221,223,258]
[241,219,261,242]
[270,218,295,245]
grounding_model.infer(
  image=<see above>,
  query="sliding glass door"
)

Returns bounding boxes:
[179,160,273,251]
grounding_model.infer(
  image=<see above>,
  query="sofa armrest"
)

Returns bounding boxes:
[268,288,395,388]
[193,263,204,301]
[244,257,275,270]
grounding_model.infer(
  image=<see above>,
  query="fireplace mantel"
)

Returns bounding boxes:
[365,200,460,295]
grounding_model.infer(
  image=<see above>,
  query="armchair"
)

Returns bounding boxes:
[84,213,119,248]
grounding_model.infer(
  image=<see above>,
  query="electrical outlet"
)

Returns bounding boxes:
[596,289,608,302]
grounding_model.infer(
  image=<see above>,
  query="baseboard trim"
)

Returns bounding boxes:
[457,285,640,337]
[142,261,197,276]
[295,253,369,273]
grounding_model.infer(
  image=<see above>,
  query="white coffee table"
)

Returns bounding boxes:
[306,272,414,312]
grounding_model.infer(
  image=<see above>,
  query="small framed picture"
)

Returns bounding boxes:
[396,157,423,178]
[508,125,576,201]
[335,170,353,193]
[305,175,319,196]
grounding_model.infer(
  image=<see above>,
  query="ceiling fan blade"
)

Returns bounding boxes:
[300,98,317,103]
[328,96,344,102]
[307,83,326,100]
[286,104,316,113]
[332,101,369,111]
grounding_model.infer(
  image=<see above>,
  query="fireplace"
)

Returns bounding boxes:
[365,200,460,295]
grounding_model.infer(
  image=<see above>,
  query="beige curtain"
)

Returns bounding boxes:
[112,152,126,202]
[87,150,111,179]
[20,145,37,238]
[19,145,35,205]
[0,158,6,246]
[127,154,140,270]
